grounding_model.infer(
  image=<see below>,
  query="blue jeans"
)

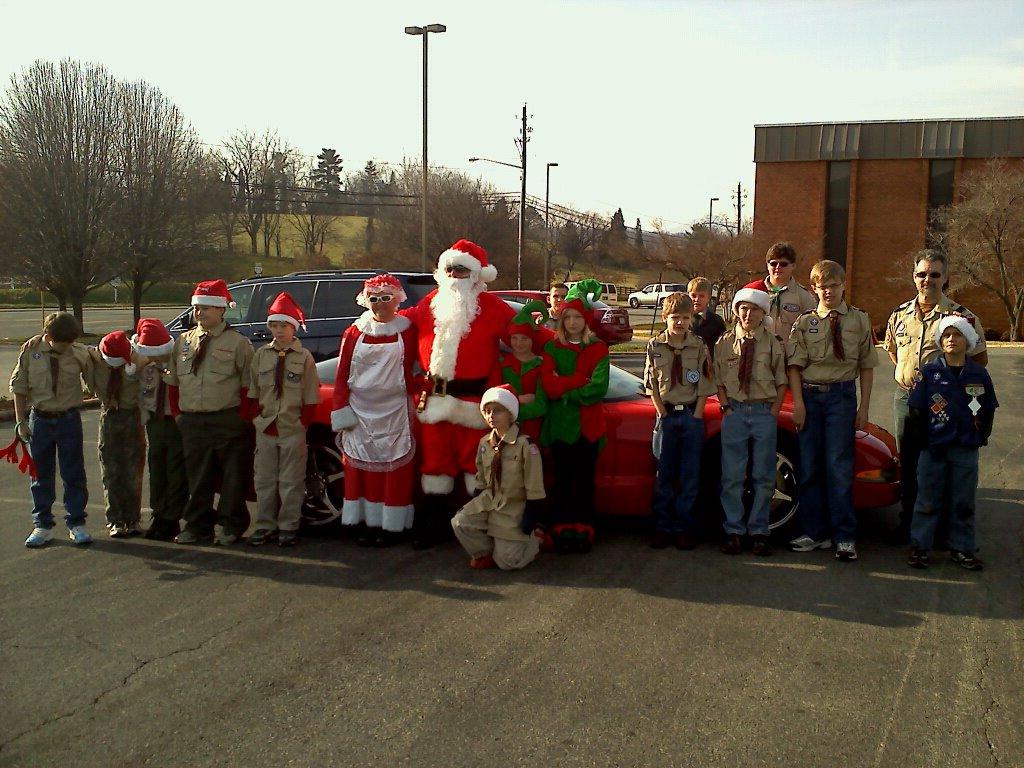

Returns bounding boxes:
[796,381,857,544]
[720,400,776,536]
[652,407,704,534]
[27,409,88,529]
[911,446,979,552]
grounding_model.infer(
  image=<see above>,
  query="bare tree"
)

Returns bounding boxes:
[287,157,337,259]
[219,130,290,256]
[932,159,1024,340]
[553,212,605,279]
[111,80,217,324]
[648,219,753,303]
[0,60,122,325]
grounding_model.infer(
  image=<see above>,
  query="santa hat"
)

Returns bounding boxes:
[732,287,771,315]
[266,291,307,331]
[437,239,496,284]
[132,318,174,357]
[508,299,549,341]
[480,385,519,422]
[100,331,133,368]
[191,279,235,308]
[356,273,407,309]
[934,315,980,353]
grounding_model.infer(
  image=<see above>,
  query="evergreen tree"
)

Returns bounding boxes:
[634,218,645,252]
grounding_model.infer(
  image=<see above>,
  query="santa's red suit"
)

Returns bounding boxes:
[331,309,418,532]
[402,240,515,496]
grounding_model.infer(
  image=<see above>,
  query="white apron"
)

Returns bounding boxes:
[341,335,413,468]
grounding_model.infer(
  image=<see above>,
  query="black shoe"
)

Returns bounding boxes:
[720,534,742,555]
[751,536,773,557]
[908,548,929,569]
[356,530,375,547]
[649,531,673,550]
[248,528,278,546]
[144,524,179,541]
[373,530,402,548]
[674,532,698,550]
[278,530,298,547]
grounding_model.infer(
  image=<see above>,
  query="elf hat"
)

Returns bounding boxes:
[934,315,980,353]
[436,239,496,284]
[480,385,520,422]
[266,291,307,331]
[132,318,174,357]
[100,330,133,368]
[191,279,235,308]
[559,278,602,326]
[356,273,407,309]
[732,287,771,315]
[508,299,549,341]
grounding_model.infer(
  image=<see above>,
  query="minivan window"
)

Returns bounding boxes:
[224,284,256,325]
[250,281,317,323]
[310,280,363,319]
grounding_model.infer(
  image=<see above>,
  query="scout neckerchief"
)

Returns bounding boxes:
[829,310,846,362]
[488,433,506,491]
[190,333,209,374]
[274,346,292,398]
[737,333,755,394]
[765,279,786,315]
[49,351,60,396]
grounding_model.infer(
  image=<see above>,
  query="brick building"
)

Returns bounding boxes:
[751,117,1024,335]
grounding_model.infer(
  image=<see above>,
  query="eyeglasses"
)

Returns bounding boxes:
[367,295,394,304]
[914,271,943,279]
[767,260,792,268]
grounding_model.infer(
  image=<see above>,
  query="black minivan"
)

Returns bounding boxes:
[166,270,437,361]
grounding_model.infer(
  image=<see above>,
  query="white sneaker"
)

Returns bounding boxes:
[789,535,832,552]
[68,526,93,546]
[25,527,54,548]
[835,541,858,561]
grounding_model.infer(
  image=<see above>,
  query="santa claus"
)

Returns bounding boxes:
[402,239,515,547]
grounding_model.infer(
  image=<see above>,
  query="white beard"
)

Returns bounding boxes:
[429,273,484,380]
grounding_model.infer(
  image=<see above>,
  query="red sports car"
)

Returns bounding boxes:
[489,289,633,346]
[302,357,900,536]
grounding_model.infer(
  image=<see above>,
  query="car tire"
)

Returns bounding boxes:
[629,297,640,309]
[302,428,345,534]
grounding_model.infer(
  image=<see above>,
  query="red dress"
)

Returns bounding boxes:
[331,313,417,532]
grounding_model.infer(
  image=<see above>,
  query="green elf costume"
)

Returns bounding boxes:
[500,300,552,445]
[539,279,609,553]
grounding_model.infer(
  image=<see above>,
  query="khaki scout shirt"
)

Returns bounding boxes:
[788,302,879,384]
[9,336,92,411]
[168,321,253,413]
[88,355,141,411]
[764,276,817,340]
[249,339,320,437]
[714,324,787,402]
[461,425,545,542]
[884,295,988,390]
[643,331,716,406]
[137,361,174,424]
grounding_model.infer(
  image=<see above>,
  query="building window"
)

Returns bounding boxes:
[926,159,956,248]
[825,161,851,266]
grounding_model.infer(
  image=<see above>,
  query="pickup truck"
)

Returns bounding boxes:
[626,283,687,308]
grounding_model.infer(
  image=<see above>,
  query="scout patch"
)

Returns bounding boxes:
[783,303,799,313]
[286,370,300,382]
[809,328,819,334]
[686,369,700,384]
[31,352,41,359]
[965,384,985,416]
[529,443,539,455]
[809,317,819,326]
[930,393,947,414]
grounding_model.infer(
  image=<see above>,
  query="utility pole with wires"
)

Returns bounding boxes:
[514,104,532,289]
[732,181,748,236]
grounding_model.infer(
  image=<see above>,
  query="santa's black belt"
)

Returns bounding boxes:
[426,376,488,398]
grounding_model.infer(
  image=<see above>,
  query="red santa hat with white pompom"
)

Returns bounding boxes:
[266,291,307,331]
[191,279,235,308]
[436,239,497,284]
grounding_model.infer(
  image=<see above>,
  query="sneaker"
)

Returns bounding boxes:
[835,541,858,561]
[214,525,239,546]
[277,530,298,548]
[248,528,278,546]
[789,535,832,552]
[949,550,984,571]
[125,522,143,537]
[108,523,132,539]
[174,529,214,545]
[68,526,93,546]
[908,547,929,569]
[751,536,773,557]
[25,527,54,548]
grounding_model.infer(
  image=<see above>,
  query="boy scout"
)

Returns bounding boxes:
[883,250,988,542]
[168,279,255,546]
[644,293,715,550]
[10,312,94,547]
[88,330,146,538]
[714,288,787,556]
[687,277,727,356]
[248,292,320,547]
[451,386,546,571]
[132,318,188,541]
[787,260,878,562]
[745,242,817,341]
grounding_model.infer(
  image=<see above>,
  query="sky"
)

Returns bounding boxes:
[1,0,1022,232]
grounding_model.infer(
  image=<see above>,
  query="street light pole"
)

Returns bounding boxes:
[709,196,719,233]
[405,23,446,273]
[545,162,559,287]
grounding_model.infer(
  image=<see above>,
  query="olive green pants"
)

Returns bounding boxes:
[98,407,145,526]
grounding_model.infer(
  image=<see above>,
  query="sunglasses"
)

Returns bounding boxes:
[915,271,943,279]
[767,260,792,268]
[367,295,394,304]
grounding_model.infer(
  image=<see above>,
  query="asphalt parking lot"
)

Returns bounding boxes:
[0,345,1021,767]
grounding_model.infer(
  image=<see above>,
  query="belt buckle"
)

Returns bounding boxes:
[432,376,448,397]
